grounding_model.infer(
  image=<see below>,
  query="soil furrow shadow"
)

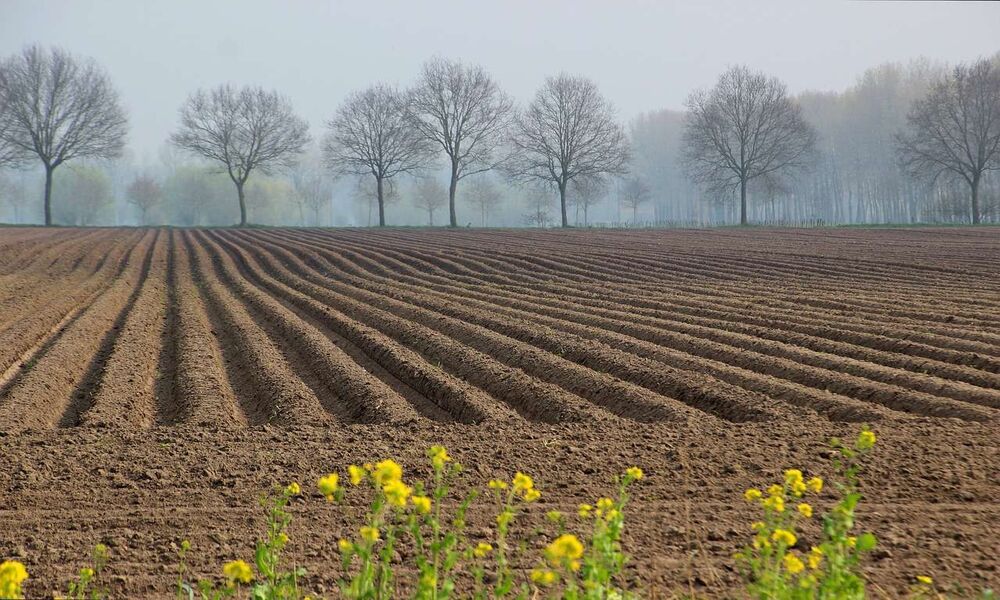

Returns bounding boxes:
[59,229,160,427]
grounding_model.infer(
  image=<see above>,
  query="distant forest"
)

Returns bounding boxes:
[1,48,998,227]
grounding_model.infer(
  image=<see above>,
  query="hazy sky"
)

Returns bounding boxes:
[2,0,998,160]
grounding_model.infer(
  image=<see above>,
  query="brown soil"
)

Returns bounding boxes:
[0,226,997,598]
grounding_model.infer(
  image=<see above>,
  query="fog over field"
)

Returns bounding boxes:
[0,0,998,226]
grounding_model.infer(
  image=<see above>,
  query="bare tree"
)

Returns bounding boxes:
[409,58,514,227]
[0,45,128,225]
[619,176,651,223]
[353,176,399,227]
[324,84,431,227]
[411,177,447,226]
[682,66,817,226]
[568,176,606,226]
[896,58,1000,224]
[126,174,162,225]
[522,192,553,227]
[507,74,629,227]
[467,177,504,227]
[290,159,332,226]
[170,84,310,226]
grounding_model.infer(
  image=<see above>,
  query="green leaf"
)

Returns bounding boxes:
[856,532,877,552]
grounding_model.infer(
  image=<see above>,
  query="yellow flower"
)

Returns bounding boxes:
[784,553,805,574]
[348,465,366,486]
[411,495,432,514]
[531,568,558,586]
[545,534,584,566]
[751,521,766,531]
[473,542,493,558]
[791,481,807,497]
[847,536,857,548]
[763,495,785,513]
[0,560,28,599]
[578,504,593,518]
[488,479,508,490]
[916,576,933,585]
[420,572,437,588]
[808,547,823,570]
[625,466,644,480]
[596,497,615,512]
[772,529,797,546]
[80,568,95,579]
[546,510,563,522]
[373,460,403,486]
[223,560,253,584]
[784,469,804,486]
[744,488,763,502]
[604,508,620,521]
[360,526,380,544]
[806,477,823,494]
[383,479,412,507]
[857,430,876,450]
[752,536,771,550]
[338,539,353,553]
[317,473,340,501]
[767,484,784,497]
[523,488,541,502]
[513,472,534,492]
[285,482,301,496]
[428,445,451,470]
[797,503,813,518]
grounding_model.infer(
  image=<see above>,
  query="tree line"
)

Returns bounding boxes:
[1,45,998,227]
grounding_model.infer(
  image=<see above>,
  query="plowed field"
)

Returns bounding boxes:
[0,227,997,597]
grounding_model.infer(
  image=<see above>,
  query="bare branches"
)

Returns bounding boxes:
[126,174,162,225]
[896,58,1000,224]
[619,176,651,222]
[409,57,514,226]
[410,177,447,226]
[507,74,629,227]
[0,45,128,224]
[682,66,816,225]
[323,84,432,226]
[170,84,310,226]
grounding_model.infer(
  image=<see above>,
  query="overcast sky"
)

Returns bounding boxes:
[2,0,998,160]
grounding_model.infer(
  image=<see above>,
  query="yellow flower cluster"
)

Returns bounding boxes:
[285,482,301,496]
[411,495,432,514]
[317,473,340,502]
[360,526,380,543]
[0,561,28,599]
[772,529,797,546]
[428,445,451,470]
[531,568,558,586]
[348,465,366,486]
[473,542,493,558]
[625,466,644,480]
[545,534,584,571]
[857,430,876,451]
[512,472,541,501]
[222,560,253,584]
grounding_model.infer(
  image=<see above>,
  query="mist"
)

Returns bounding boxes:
[1,0,999,226]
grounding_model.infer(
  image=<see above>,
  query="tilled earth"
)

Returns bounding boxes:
[0,226,998,597]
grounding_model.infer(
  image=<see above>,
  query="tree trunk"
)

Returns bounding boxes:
[970,175,981,225]
[448,160,459,227]
[739,178,748,226]
[428,208,434,227]
[43,164,54,226]
[584,204,589,227]
[559,180,569,228]
[376,176,386,227]
[236,181,247,227]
